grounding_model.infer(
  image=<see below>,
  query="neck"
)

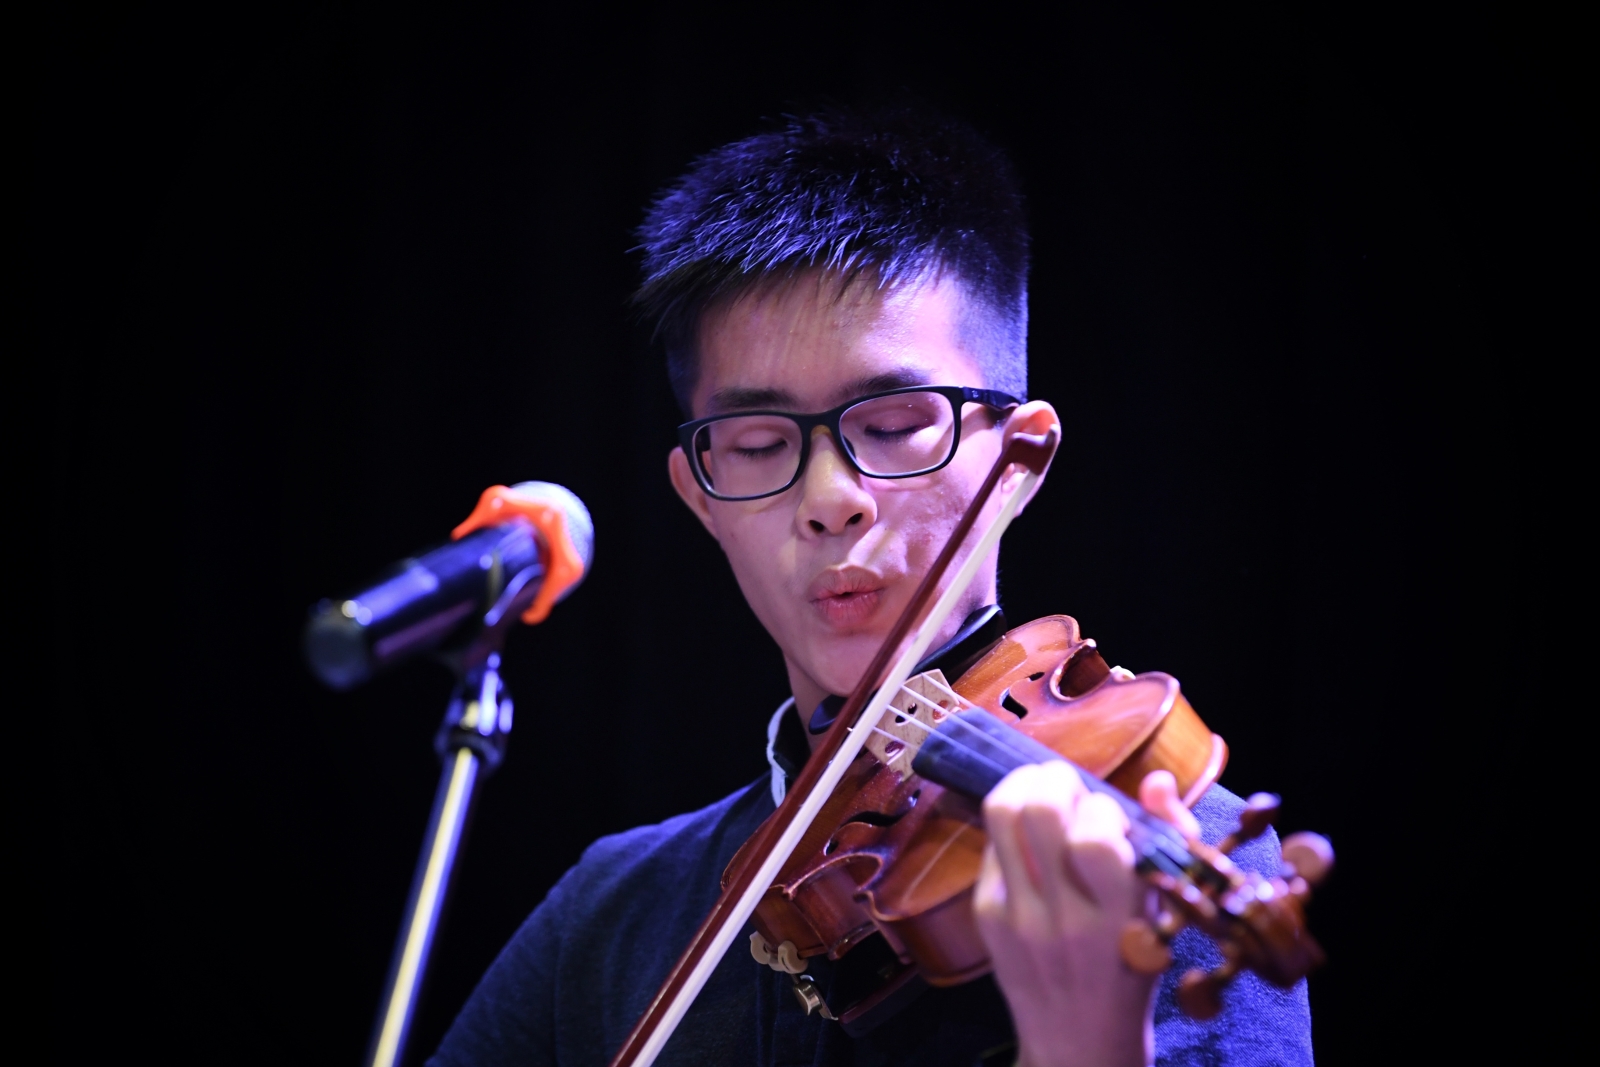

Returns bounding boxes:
[782,665,831,754]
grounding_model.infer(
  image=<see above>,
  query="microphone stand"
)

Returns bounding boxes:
[365,645,514,1067]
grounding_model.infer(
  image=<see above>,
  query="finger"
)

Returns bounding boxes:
[1016,762,1098,917]
[1138,770,1201,839]
[1061,791,1139,915]
[973,841,1007,924]
[974,840,1046,994]
[984,764,1049,895]
[983,764,1060,928]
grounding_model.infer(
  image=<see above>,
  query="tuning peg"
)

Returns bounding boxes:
[1217,793,1279,855]
[1281,832,1335,887]
[1176,956,1240,1020]
[1118,919,1174,975]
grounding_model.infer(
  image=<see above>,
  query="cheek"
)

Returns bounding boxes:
[713,508,798,596]
[925,437,1006,531]
[881,479,972,559]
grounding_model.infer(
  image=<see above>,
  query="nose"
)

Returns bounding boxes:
[795,426,877,537]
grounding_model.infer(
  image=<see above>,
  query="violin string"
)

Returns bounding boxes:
[861,689,1016,776]
[894,691,1085,786]
[881,706,934,731]
[876,684,1194,859]
[865,693,1029,785]
[873,687,1036,775]
[866,701,1184,870]
[875,684,1168,818]
[917,713,1196,873]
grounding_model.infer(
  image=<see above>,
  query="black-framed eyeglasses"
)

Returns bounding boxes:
[678,385,1021,502]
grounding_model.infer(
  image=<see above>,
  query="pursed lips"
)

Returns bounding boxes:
[807,567,891,628]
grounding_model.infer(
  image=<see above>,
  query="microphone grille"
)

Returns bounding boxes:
[506,481,594,599]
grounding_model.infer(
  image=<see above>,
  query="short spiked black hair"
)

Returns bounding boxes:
[635,109,1030,414]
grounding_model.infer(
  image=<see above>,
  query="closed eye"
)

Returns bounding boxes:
[863,420,933,440]
[731,440,789,460]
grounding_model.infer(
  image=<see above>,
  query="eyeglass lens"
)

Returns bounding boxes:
[693,390,958,499]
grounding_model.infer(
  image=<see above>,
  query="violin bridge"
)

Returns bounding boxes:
[863,669,969,771]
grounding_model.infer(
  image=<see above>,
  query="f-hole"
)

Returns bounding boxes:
[824,791,921,854]
[1000,688,1029,718]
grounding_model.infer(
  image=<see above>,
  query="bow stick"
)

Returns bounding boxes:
[608,425,1061,1067]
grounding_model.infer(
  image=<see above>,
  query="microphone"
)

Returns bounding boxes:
[304,482,594,690]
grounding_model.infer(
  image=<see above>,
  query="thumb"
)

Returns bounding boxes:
[1138,770,1201,839]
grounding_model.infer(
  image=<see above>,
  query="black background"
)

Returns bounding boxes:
[43,3,1569,1064]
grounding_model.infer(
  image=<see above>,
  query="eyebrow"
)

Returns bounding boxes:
[706,368,935,415]
[827,369,933,406]
[706,386,799,413]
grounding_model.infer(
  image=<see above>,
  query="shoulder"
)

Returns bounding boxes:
[540,778,776,1059]
[1190,782,1281,879]
[491,775,773,985]
[1154,783,1314,1066]
[429,777,774,1067]
[555,775,773,918]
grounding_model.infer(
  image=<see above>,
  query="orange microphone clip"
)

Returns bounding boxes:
[451,485,587,625]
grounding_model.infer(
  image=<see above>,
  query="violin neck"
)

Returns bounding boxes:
[910,712,1196,879]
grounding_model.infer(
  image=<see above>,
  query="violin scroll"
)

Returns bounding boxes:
[1116,800,1336,1020]
[1282,832,1335,888]
[1117,917,1177,976]
[1216,793,1280,854]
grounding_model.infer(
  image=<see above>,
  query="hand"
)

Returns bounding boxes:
[975,764,1201,1067]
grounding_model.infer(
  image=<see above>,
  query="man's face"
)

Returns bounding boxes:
[668,270,1056,715]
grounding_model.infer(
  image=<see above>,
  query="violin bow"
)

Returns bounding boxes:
[607,426,1061,1067]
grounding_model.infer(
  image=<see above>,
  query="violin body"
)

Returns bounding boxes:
[728,616,1231,1000]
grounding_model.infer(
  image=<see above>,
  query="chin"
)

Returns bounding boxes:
[808,631,882,697]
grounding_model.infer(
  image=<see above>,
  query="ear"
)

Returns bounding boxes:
[999,400,1062,515]
[668,446,722,542]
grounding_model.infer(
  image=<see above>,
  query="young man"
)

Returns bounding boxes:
[431,112,1312,1067]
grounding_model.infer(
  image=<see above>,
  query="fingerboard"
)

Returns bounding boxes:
[910,711,1202,883]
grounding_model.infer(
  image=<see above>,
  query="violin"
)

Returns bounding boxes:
[736,612,1332,1029]
[608,427,1332,1067]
